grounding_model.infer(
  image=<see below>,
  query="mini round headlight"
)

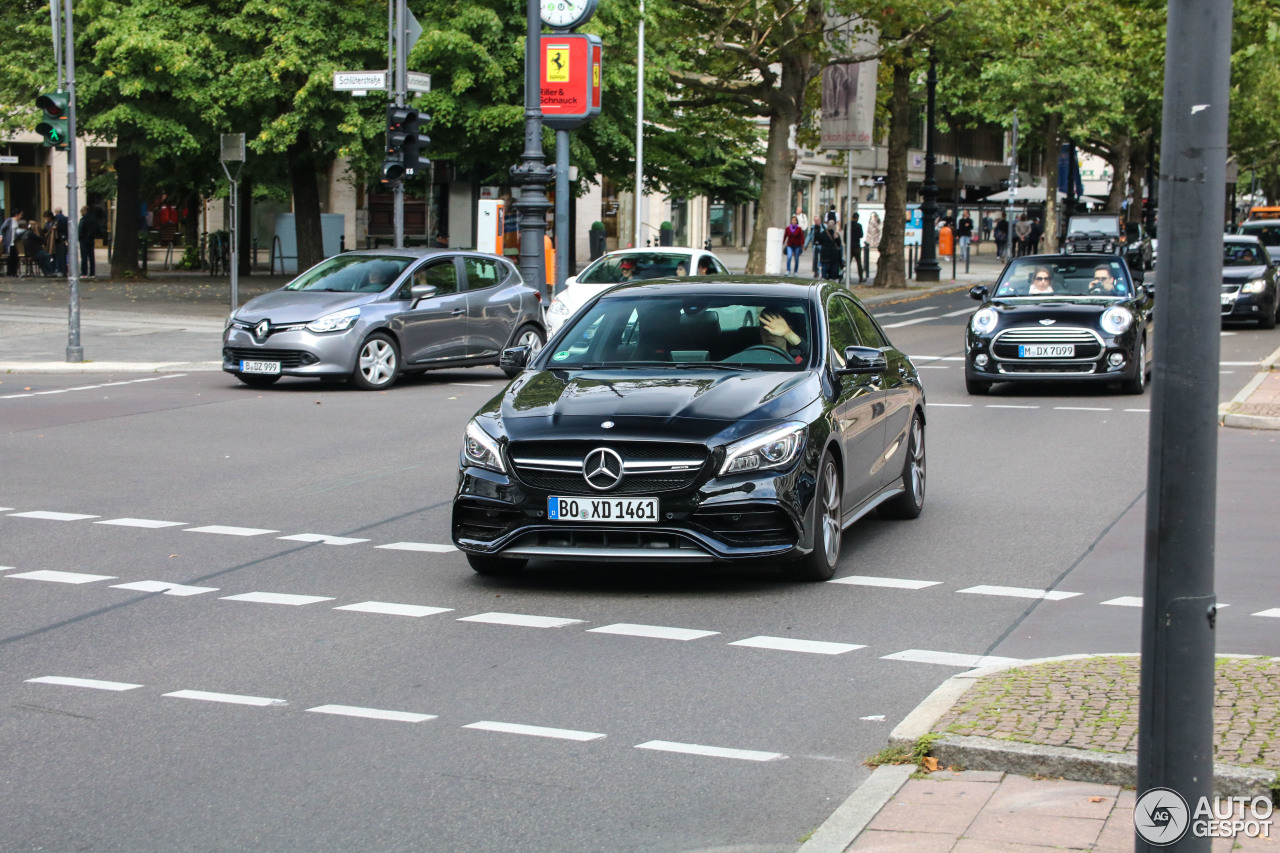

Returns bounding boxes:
[971,307,998,335]
[1100,306,1133,335]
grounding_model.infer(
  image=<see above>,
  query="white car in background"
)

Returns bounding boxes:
[544,248,731,335]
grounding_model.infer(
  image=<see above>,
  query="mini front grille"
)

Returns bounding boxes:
[994,327,1101,345]
[690,506,796,548]
[224,348,314,368]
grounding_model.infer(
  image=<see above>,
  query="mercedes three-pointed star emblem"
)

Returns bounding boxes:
[583,447,624,491]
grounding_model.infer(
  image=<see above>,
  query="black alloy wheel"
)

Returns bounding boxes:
[1121,338,1147,395]
[879,413,926,520]
[784,451,841,582]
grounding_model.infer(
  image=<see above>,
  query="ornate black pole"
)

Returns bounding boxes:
[510,0,555,294]
[915,54,940,281]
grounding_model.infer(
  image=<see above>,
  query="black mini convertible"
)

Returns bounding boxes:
[964,254,1153,395]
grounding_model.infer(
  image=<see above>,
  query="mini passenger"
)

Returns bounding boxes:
[1088,266,1123,295]
[1028,266,1055,295]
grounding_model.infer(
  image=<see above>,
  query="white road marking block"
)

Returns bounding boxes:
[729,636,865,655]
[185,525,279,536]
[27,676,142,691]
[874,307,937,319]
[635,740,785,762]
[6,570,117,584]
[942,307,976,317]
[376,542,457,552]
[163,689,287,707]
[277,533,371,545]
[335,601,452,618]
[220,592,335,606]
[8,510,100,521]
[987,404,1039,409]
[860,714,887,721]
[96,518,188,528]
[958,585,1081,601]
[881,649,1022,668]
[111,580,218,596]
[1253,609,1280,618]
[306,705,436,723]
[588,623,719,641]
[458,612,583,628]
[829,575,941,590]
[464,721,605,741]
[881,316,939,329]
[1124,408,1151,413]
[0,507,13,511]
[1102,596,1144,607]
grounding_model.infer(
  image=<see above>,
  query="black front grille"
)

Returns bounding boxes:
[453,501,527,543]
[508,440,709,495]
[224,348,315,368]
[690,506,796,548]
[998,363,1097,374]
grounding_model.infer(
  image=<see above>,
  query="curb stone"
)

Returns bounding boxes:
[795,764,915,853]
[1220,343,1280,431]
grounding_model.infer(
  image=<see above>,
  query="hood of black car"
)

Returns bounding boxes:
[991,298,1118,321]
[491,368,818,441]
[1222,266,1267,283]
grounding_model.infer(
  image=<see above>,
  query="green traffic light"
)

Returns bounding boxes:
[35,91,70,149]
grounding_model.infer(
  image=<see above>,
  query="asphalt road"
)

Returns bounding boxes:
[1,291,1277,852]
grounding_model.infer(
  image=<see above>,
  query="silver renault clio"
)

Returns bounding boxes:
[222,250,546,390]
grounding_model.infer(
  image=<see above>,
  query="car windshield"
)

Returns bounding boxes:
[284,255,414,293]
[577,252,701,284]
[545,293,814,371]
[1224,243,1266,267]
[1238,223,1280,248]
[994,258,1132,298]
[1068,216,1120,234]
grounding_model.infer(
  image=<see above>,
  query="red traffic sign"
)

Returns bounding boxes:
[540,34,602,130]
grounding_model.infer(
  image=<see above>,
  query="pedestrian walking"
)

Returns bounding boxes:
[1029,216,1043,255]
[78,206,101,278]
[825,204,838,228]
[957,211,974,261]
[806,220,823,278]
[53,207,68,275]
[815,221,843,281]
[1,208,22,277]
[22,219,54,277]
[981,213,993,242]
[1013,214,1032,257]
[993,216,1009,259]
[783,215,805,275]
[866,213,882,278]
[847,212,865,282]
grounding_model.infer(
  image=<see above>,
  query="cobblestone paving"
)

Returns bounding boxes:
[1235,371,1280,419]
[934,655,1280,769]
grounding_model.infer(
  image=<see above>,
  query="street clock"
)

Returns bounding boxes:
[540,0,597,31]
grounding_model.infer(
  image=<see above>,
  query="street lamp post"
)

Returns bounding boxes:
[510,0,555,293]
[915,55,940,282]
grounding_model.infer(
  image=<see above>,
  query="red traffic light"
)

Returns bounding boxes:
[36,92,68,118]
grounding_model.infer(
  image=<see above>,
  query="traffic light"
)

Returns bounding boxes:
[35,92,69,150]
[380,106,417,184]
[402,113,431,178]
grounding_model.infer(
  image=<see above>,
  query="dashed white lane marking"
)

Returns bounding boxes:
[987,404,1039,409]
[958,585,1082,601]
[881,316,940,329]
[6,570,117,584]
[111,580,218,596]
[829,575,942,590]
[927,402,972,407]
[1102,596,1144,607]
[185,525,279,537]
[875,307,937,318]
[908,355,965,362]
[163,689,287,707]
[1055,406,1113,412]
[861,714,887,721]
[27,676,142,691]
[376,542,457,553]
[8,510,100,521]
[1221,361,1263,366]
[278,533,371,545]
[729,636,865,655]
[588,623,719,641]
[1124,408,1151,413]
[306,705,436,723]
[942,307,976,317]
[881,649,1022,668]
[1253,609,1280,618]
[635,740,786,762]
[96,518,188,528]
[458,612,584,629]
[220,592,335,606]
[463,721,606,741]
[334,601,452,618]
[0,507,13,511]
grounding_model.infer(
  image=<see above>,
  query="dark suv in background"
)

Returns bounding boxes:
[1063,214,1153,271]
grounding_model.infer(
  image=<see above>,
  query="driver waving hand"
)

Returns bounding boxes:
[760,310,805,363]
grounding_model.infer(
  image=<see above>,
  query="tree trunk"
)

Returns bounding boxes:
[745,111,799,273]
[874,59,911,289]
[238,174,254,276]
[111,147,142,279]
[1105,133,1131,213]
[1043,114,1060,251]
[288,132,325,271]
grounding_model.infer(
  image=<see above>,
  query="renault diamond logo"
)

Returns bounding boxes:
[254,320,271,341]
[583,447,624,491]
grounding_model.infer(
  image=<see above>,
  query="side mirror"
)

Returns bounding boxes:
[564,275,579,288]
[500,346,531,373]
[969,285,989,301]
[410,283,438,306]
[836,345,888,375]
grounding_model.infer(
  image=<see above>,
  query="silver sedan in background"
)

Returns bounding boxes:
[223,250,546,390]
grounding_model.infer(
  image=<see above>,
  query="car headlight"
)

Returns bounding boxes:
[1243,278,1267,294]
[719,422,807,476]
[1101,306,1134,335]
[547,300,569,317]
[225,313,236,330]
[971,307,998,335]
[463,419,506,473]
[306,307,361,333]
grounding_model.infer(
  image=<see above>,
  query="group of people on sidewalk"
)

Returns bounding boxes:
[0,206,103,279]
[784,205,881,283]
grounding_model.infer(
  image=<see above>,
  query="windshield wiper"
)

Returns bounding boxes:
[673,362,749,371]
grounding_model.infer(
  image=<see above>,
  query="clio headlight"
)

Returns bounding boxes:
[463,419,506,473]
[719,422,807,476]
[1243,278,1267,294]
[971,307,998,335]
[306,307,361,333]
[1100,306,1134,335]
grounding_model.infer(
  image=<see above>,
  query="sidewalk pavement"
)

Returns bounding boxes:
[802,655,1279,852]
